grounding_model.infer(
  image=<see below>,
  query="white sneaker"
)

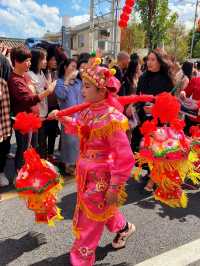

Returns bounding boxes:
[112,223,136,249]
[0,173,9,187]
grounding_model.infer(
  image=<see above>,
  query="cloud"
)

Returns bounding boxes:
[0,0,62,38]
[72,0,82,11]
[0,0,195,39]
[169,0,196,29]
[70,15,90,26]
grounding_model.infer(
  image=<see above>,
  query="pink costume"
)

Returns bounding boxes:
[60,100,135,266]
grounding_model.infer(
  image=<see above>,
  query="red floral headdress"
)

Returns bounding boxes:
[80,57,121,94]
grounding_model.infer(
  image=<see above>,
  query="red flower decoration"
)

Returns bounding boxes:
[14,112,42,134]
[140,120,157,136]
[152,93,180,124]
[190,126,200,138]
[171,119,185,132]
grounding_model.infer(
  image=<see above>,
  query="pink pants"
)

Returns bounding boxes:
[70,210,126,266]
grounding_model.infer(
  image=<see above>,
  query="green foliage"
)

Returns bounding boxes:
[135,0,177,50]
[188,30,200,58]
[193,40,200,58]
[120,22,146,53]
[165,22,189,62]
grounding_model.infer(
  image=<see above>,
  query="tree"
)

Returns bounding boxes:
[193,40,200,58]
[188,30,200,58]
[135,0,177,50]
[120,22,146,53]
[165,22,189,62]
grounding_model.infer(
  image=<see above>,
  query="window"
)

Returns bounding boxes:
[98,40,106,50]
[78,34,85,48]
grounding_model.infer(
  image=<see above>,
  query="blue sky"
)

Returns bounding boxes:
[36,0,89,16]
[0,0,196,39]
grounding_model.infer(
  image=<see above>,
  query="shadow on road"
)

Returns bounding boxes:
[30,253,71,266]
[0,231,47,266]
[134,190,200,222]
[30,248,132,266]
[58,192,77,220]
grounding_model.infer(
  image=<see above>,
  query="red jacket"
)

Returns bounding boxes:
[8,72,40,115]
[185,77,200,122]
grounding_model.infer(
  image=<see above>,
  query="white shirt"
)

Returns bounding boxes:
[28,71,48,117]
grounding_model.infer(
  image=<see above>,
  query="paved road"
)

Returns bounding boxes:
[1,178,200,266]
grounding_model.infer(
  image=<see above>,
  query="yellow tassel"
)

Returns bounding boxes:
[72,224,81,239]
[90,119,129,140]
[80,201,117,222]
[154,192,188,208]
[180,192,188,208]
[189,151,199,162]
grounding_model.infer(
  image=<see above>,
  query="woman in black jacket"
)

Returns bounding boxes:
[133,48,175,193]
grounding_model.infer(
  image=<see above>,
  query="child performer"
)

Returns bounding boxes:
[49,59,136,266]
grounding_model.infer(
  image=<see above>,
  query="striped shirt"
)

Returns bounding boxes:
[0,78,11,142]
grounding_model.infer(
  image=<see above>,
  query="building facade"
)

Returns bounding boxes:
[43,19,113,57]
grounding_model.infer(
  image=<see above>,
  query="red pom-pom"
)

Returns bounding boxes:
[125,0,135,7]
[118,19,128,28]
[190,126,200,138]
[171,119,185,132]
[122,5,132,14]
[152,93,180,124]
[120,13,129,21]
[14,112,42,134]
[140,120,157,136]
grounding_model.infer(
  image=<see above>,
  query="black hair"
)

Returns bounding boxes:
[196,61,200,71]
[149,48,175,86]
[130,53,139,61]
[77,59,88,70]
[78,53,91,62]
[182,61,193,80]
[124,57,140,83]
[58,58,77,78]
[10,46,32,66]
[29,48,46,74]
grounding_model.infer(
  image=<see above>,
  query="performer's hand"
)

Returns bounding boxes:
[180,91,186,101]
[48,110,59,120]
[105,191,118,206]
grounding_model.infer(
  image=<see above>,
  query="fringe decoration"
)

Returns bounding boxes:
[155,191,188,208]
[89,119,129,140]
[79,186,127,222]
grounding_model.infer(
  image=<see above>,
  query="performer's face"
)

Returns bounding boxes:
[82,80,106,103]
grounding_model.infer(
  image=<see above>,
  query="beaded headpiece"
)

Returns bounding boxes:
[80,58,121,94]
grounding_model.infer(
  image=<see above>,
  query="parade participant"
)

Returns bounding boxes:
[48,58,147,266]
[132,92,200,208]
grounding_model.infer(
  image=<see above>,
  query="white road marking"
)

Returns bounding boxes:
[135,238,200,266]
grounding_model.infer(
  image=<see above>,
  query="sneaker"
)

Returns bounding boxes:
[112,222,136,249]
[0,173,9,187]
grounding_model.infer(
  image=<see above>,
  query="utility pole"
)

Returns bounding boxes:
[89,0,95,51]
[89,0,121,58]
[190,0,199,58]
[112,0,121,58]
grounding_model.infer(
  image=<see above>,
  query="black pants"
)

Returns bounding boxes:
[0,136,11,173]
[15,131,38,171]
[44,120,59,156]
[131,125,143,152]
[38,124,47,158]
